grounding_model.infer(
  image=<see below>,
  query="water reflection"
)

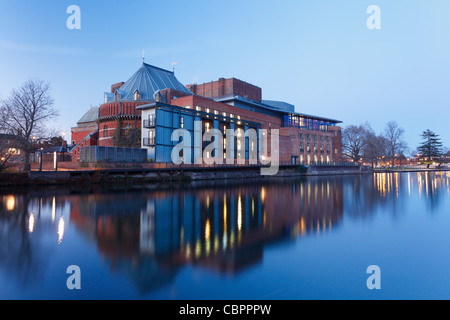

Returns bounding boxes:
[0,171,448,298]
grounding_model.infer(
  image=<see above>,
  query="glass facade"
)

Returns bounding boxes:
[283,114,336,132]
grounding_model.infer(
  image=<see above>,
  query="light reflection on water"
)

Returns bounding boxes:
[0,171,449,300]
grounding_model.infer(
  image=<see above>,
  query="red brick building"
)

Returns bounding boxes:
[72,62,343,164]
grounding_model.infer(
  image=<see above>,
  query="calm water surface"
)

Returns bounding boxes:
[0,172,449,300]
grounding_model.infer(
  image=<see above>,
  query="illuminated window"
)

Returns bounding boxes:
[196,106,202,111]
[134,90,141,101]
[180,116,184,129]
[206,108,210,113]
[214,110,219,115]
[205,123,210,132]
[223,112,227,117]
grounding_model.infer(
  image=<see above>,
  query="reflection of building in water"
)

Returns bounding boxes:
[67,178,343,294]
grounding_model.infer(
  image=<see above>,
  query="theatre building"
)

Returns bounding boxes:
[72,62,342,165]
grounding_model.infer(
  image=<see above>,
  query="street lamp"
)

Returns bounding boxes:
[39,147,43,172]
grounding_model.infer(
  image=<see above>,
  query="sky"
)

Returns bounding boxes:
[0,0,449,152]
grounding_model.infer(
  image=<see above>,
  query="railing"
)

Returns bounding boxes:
[143,119,156,128]
[143,138,155,146]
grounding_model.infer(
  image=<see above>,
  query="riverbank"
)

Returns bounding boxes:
[0,165,370,187]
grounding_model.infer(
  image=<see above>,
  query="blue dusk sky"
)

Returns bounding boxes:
[0,0,449,151]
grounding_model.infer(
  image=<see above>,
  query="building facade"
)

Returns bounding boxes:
[72,62,343,165]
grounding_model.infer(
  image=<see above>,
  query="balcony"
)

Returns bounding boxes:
[143,118,156,128]
[143,138,155,146]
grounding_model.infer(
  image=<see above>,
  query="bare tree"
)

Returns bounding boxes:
[383,121,408,168]
[342,123,371,163]
[0,79,59,171]
[362,129,387,169]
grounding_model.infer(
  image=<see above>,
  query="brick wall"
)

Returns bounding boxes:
[187,78,262,102]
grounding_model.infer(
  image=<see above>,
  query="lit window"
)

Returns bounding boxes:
[196,106,201,111]
[185,106,191,109]
[214,110,219,115]
[206,108,210,113]
[205,123,210,132]
[134,90,141,101]
[230,114,234,118]
[180,117,184,129]
[223,112,227,117]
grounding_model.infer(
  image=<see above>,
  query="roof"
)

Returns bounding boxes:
[108,63,192,102]
[217,95,341,124]
[77,106,99,124]
[261,100,295,112]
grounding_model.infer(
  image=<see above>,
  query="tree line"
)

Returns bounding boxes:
[342,121,447,168]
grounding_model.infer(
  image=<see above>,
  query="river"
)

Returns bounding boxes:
[0,172,449,300]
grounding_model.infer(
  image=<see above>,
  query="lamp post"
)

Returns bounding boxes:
[39,147,43,172]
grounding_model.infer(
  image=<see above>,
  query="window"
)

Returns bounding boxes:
[185,106,191,109]
[205,122,210,132]
[134,90,141,101]
[206,108,210,114]
[307,143,311,153]
[223,112,227,117]
[300,143,304,152]
[327,145,330,154]
[115,91,120,101]
[196,106,202,112]
[180,116,184,129]
[214,110,219,115]
[103,125,108,138]
[230,114,234,119]
[314,143,317,153]
[300,133,303,139]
